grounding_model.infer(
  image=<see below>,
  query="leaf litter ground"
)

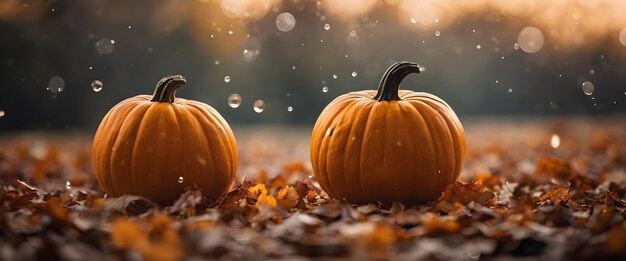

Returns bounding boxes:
[1,119,625,260]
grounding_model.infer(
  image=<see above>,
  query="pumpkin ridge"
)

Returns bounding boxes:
[125,103,155,197]
[404,99,439,200]
[336,99,364,199]
[412,100,448,198]
[204,104,239,179]
[188,102,236,196]
[358,102,384,202]
[187,104,222,196]
[190,103,234,186]
[94,101,138,196]
[103,102,144,196]
[111,102,151,196]
[321,99,356,199]
[345,100,373,199]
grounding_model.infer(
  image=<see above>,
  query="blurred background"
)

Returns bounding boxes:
[1,0,626,132]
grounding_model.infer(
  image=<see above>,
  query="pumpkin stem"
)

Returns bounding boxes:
[151,75,186,103]
[373,61,420,101]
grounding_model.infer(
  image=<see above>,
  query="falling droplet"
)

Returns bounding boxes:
[351,71,358,77]
[287,106,293,112]
[410,17,417,24]
[418,65,426,72]
[550,134,561,149]
[95,38,115,54]
[349,30,357,37]
[91,80,103,92]
[65,181,71,190]
[224,76,231,83]
[253,100,265,113]
[292,65,296,70]
[435,31,441,37]
[178,176,184,183]
[517,27,544,53]
[582,81,594,95]
[276,12,296,32]
[476,44,482,49]
[0,111,4,118]
[332,74,338,79]
[495,80,499,84]
[228,30,233,35]
[215,60,220,65]
[47,76,65,93]
[589,69,595,75]
[228,93,242,108]
[620,28,626,46]
[324,23,331,30]
[325,127,334,136]
[513,43,520,50]
[322,85,328,93]
[508,88,513,93]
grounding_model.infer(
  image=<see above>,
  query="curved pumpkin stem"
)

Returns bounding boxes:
[151,75,186,103]
[373,61,420,101]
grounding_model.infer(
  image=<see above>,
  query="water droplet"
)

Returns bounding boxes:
[292,65,296,70]
[332,74,338,79]
[224,76,231,83]
[47,76,65,93]
[276,12,296,32]
[418,65,426,72]
[287,106,293,112]
[517,27,544,53]
[94,38,114,54]
[0,111,4,118]
[253,100,265,113]
[435,18,439,23]
[582,81,594,95]
[322,85,328,93]
[472,29,476,33]
[513,43,520,50]
[476,44,481,49]
[228,30,233,35]
[65,181,71,190]
[410,17,417,24]
[91,80,103,92]
[215,60,220,65]
[228,93,241,108]
[325,127,334,136]
[550,134,561,149]
[324,23,331,30]
[435,31,440,37]
[178,176,184,183]
[508,88,512,93]
[351,71,358,77]
[589,69,595,75]
[620,28,626,46]
[495,80,499,84]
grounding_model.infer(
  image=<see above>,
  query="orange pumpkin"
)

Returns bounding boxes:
[310,62,466,204]
[92,75,237,205]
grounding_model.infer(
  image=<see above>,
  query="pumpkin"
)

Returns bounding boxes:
[310,61,466,204]
[92,75,238,205]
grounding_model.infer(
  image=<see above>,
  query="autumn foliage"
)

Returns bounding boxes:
[1,122,626,260]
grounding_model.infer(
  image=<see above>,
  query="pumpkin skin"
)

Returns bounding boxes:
[92,75,237,205]
[310,62,465,204]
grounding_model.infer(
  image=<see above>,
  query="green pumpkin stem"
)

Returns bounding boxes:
[373,61,421,101]
[151,75,187,103]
